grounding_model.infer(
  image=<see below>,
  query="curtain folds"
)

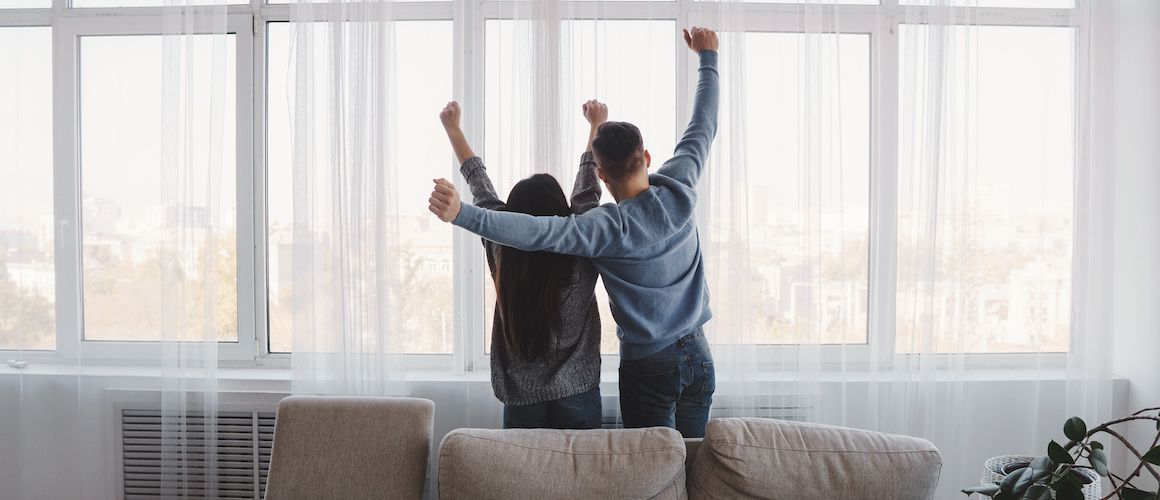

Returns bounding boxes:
[696,1,1113,497]
[284,0,407,396]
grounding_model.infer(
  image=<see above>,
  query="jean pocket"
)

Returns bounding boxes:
[620,364,681,417]
[684,361,715,406]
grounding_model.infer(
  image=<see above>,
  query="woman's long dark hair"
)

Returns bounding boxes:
[496,173,577,363]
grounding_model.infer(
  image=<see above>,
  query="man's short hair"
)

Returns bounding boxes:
[591,121,645,181]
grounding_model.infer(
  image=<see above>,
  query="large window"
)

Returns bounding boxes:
[266,21,454,354]
[0,0,1084,364]
[0,27,54,351]
[483,19,676,355]
[896,25,1074,353]
[728,32,871,345]
[79,34,239,342]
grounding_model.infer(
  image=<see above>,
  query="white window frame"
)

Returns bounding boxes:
[0,0,1087,372]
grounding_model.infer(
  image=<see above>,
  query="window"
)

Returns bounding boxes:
[72,0,245,7]
[0,0,1085,363]
[266,20,454,354]
[79,34,238,342]
[901,0,1072,7]
[483,19,676,355]
[896,25,1074,353]
[722,32,871,345]
[1,0,50,7]
[0,27,54,350]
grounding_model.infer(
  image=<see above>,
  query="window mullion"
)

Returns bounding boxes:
[452,0,487,373]
[52,18,83,361]
[868,12,900,364]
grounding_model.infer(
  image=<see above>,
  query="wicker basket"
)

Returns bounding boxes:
[981,455,1101,500]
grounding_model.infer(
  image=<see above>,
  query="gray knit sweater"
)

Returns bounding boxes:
[459,153,603,406]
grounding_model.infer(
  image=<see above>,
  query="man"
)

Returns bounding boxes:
[429,27,719,437]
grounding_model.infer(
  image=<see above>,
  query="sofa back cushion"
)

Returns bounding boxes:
[438,426,687,500]
[688,418,942,500]
[265,396,434,500]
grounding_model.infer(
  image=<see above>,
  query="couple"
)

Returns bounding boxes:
[430,27,720,438]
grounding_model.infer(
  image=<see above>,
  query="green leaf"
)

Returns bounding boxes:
[1055,480,1084,500]
[1120,487,1158,500]
[1001,467,1033,495]
[1048,441,1074,465]
[1089,448,1109,477]
[1022,484,1052,500]
[1143,445,1160,466]
[1063,417,1087,442]
[963,484,1002,496]
[1029,456,1054,481]
[1088,441,1103,451]
[1012,468,1036,498]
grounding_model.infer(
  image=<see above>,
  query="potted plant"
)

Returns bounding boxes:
[963,407,1160,500]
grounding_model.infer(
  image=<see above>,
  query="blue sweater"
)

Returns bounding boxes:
[453,50,719,360]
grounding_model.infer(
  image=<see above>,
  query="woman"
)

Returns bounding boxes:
[438,99,607,429]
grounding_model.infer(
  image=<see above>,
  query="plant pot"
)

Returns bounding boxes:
[981,455,1101,500]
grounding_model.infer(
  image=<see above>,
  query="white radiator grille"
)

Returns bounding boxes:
[121,409,275,500]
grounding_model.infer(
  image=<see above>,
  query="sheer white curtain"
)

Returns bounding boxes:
[697,0,1113,498]
[283,1,410,396]
[0,0,233,497]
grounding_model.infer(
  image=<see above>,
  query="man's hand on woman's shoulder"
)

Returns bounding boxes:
[683,27,719,53]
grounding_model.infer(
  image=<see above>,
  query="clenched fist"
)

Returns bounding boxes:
[428,178,462,223]
[582,99,608,127]
[439,101,461,130]
[683,27,719,53]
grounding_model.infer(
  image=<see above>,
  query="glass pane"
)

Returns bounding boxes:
[266,21,454,354]
[721,32,870,345]
[0,0,52,7]
[700,0,877,4]
[73,0,245,7]
[483,19,675,356]
[902,0,1072,7]
[80,34,238,342]
[268,0,446,3]
[896,25,1074,353]
[0,27,54,351]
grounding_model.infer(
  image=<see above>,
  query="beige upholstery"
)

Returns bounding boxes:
[438,427,688,500]
[688,418,942,500]
[685,438,703,471]
[265,396,434,500]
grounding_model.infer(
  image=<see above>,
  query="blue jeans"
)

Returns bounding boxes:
[503,387,603,430]
[619,329,715,438]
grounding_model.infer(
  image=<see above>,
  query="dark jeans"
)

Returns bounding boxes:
[619,329,715,438]
[503,386,603,430]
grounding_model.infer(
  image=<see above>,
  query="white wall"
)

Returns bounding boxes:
[1110,0,1160,492]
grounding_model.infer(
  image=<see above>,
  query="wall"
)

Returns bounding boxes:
[1110,0,1160,492]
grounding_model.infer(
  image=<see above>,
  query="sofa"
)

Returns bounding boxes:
[438,418,943,500]
[265,396,942,500]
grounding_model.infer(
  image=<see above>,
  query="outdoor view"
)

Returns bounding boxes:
[705,32,871,346]
[0,27,54,350]
[0,21,1075,356]
[266,21,455,354]
[896,25,1074,353]
[80,34,239,342]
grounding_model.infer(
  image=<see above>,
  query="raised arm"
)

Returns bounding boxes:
[440,101,504,210]
[571,99,608,213]
[656,27,720,189]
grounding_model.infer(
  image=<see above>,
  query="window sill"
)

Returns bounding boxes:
[0,361,1105,385]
